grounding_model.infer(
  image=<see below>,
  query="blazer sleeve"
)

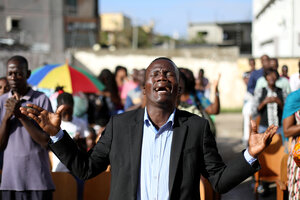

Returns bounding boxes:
[49,116,114,180]
[201,120,260,193]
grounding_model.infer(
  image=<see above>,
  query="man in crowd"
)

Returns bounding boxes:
[247,54,270,95]
[124,69,146,111]
[0,56,54,200]
[21,57,277,200]
[254,57,290,96]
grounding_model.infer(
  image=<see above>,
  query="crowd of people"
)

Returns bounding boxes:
[242,55,300,198]
[0,54,298,200]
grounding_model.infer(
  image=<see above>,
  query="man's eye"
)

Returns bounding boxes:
[152,72,159,77]
[166,72,174,77]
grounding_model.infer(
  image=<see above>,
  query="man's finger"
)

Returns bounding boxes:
[13,93,20,101]
[264,126,278,145]
[56,105,68,115]
[28,113,41,124]
[264,124,275,134]
[26,104,44,112]
[21,106,40,116]
[250,120,257,134]
[265,125,277,135]
[270,126,278,135]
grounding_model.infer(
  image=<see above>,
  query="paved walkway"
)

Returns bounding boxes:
[214,113,276,200]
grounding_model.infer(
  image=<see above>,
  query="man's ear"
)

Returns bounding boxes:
[178,86,182,95]
[26,70,31,79]
[142,87,146,95]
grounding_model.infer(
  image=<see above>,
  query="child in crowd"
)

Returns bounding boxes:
[0,77,9,96]
[51,92,89,172]
[86,127,97,151]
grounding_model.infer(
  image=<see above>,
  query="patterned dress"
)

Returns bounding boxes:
[287,111,300,199]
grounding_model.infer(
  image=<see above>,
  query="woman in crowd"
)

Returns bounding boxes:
[195,68,210,99]
[283,89,300,199]
[98,69,123,116]
[178,68,220,136]
[114,65,128,94]
[252,68,286,134]
[179,68,220,115]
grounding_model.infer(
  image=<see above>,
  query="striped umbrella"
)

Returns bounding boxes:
[28,63,105,94]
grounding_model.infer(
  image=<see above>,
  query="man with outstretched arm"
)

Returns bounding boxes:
[21,57,277,200]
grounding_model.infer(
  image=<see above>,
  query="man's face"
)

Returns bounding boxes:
[6,60,29,92]
[0,79,9,95]
[261,55,270,69]
[137,69,146,87]
[249,60,255,70]
[269,60,278,71]
[144,59,179,108]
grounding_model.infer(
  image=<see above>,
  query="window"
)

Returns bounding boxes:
[6,16,21,32]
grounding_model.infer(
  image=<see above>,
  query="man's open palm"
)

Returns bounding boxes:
[20,104,66,136]
[248,120,278,158]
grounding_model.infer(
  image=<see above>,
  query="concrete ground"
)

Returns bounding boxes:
[214,113,276,200]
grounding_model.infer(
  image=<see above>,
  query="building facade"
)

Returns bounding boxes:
[64,0,99,48]
[100,13,132,47]
[252,0,300,57]
[0,0,64,55]
[188,22,252,54]
[0,0,99,66]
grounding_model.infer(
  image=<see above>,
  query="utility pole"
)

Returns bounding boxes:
[132,19,138,49]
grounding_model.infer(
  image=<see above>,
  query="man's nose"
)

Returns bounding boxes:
[11,73,17,79]
[157,72,167,81]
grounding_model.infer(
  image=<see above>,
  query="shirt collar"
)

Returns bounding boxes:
[144,107,176,128]
[8,87,33,101]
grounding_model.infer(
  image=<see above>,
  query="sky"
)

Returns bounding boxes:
[99,0,252,38]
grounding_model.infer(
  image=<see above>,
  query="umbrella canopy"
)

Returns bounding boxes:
[28,63,105,94]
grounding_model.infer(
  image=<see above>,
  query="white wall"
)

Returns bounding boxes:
[252,0,300,57]
[188,24,223,44]
[74,51,245,109]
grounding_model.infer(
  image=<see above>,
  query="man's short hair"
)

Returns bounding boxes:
[270,57,279,66]
[7,55,29,71]
[149,57,179,81]
[282,65,288,71]
[249,58,255,62]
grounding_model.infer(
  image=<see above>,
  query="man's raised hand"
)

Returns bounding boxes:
[20,104,67,136]
[248,120,278,158]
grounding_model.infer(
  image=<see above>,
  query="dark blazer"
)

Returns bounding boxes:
[50,109,259,200]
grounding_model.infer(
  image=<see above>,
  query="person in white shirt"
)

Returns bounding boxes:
[289,60,300,92]
[51,92,89,172]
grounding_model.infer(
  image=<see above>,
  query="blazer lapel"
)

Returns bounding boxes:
[129,109,144,200]
[169,110,188,195]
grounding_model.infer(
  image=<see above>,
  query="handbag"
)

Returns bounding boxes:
[292,136,300,167]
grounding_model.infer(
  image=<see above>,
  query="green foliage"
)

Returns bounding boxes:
[137,27,152,48]
[99,31,109,45]
[189,32,207,44]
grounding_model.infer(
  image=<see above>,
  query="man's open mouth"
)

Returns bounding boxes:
[154,86,171,94]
